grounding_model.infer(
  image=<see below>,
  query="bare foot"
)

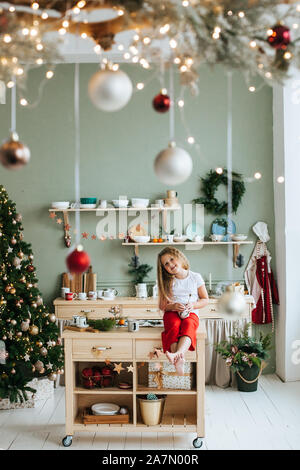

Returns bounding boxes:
[166,350,180,365]
[174,353,185,376]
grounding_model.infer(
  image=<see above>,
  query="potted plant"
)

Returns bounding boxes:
[138,393,166,425]
[128,255,153,298]
[215,323,272,392]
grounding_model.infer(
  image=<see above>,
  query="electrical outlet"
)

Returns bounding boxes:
[0,81,6,104]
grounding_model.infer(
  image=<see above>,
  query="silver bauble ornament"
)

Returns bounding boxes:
[13,257,21,267]
[40,347,48,356]
[0,132,30,170]
[11,319,17,325]
[49,314,56,323]
[21,320,30,331]
[218,291,246,320]
[36,296,43,306]
[34,360,44,371]
[88,69,133,112]
[154,142,193,185]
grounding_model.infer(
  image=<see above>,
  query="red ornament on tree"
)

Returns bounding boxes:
[152,91,171,113]
[267,24,290,49]
[66,245,90,274]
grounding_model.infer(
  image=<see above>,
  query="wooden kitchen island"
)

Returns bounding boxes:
[61,322,206,449]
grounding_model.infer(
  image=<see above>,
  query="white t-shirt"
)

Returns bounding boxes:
[172,270,205,317]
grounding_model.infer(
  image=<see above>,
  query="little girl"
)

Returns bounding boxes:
[157,247,209,375]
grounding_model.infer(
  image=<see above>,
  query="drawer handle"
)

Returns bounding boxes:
[146,309,158,312]
[80,309,95,313]
[210,308,217,312]
[92,346,112,352]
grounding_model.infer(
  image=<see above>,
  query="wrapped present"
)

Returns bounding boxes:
[226,282,244,295]
[148,362,193,390]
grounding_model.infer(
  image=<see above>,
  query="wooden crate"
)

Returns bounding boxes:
[82,409,130,425]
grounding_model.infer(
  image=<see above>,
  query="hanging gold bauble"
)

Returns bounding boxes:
[0,132,31,170]
[48,372,57,381]
[29,325,39,335]
[11,237,17,245]
[10,288,16,294]
[34,360,44,371]
[49,314,56,323]
[40,347,48,356]
[5,285,11,293]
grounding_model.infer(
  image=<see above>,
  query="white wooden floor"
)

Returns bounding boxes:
[0,374,300,450]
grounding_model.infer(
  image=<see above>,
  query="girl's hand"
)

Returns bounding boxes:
[173,302,186,312]
[186,302,194,312]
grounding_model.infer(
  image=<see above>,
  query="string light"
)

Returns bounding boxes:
[249,40,257,48]
[182,0,189,6]
[130,46,138,55]
[143,37,151,45]
[117,9,124,16]
[132,56,139,63]
[59,28,66,35]
[174,57,181,64]
[94,45,101,54]
[161,88,168,95]
[3,35,12,43]
[77,0,86,7]
[41,12,48,19]
[36,58,43,65]
[160,24,170,34]
[123,52,131,60]
[16,67,24,76]
[8,6,16,12]
[81,33,87,39]
[178,99,184,107]
[62,20,69,28]
[238,11,245,18]
[112,64,119,71]
[293,23,299,29]
[227,10,233,16]
[284,51,292,60]
[212,26,221,39]
[136,82,144,90]
[22,28,29,35]
[277,176,284,183]
[216,167,223,174]
[265,71,272,79]
[249,86,256,92]
[20,98,28,106]
[254,172,262,179]
[7,81,14,88]
[169,39,177,48]
[30,28,38,37]
[36,43,43,51]
[187,136,195,144]
[117,44,124,51]
[133,34,140,41]
[73,7,80,14]
[31,2,39,10]
[180,65,187,72]
[46,70,54,79]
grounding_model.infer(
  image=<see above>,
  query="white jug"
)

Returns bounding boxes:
[135,283,148,298]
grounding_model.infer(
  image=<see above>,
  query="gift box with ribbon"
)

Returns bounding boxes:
[148,362,193,390]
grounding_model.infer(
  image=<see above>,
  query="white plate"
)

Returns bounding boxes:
[98,296,115,301]
[91,403,120,415]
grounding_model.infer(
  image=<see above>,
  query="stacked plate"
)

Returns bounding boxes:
[91,403,120,416]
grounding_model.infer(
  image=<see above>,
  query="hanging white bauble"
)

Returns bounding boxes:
[88,69,133,112]
[154,142,193,185]
[218,291,246,320]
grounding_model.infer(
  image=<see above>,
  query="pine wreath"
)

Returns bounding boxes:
[193,169,245,215]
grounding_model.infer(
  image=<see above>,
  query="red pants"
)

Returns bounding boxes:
[161,311,199,353]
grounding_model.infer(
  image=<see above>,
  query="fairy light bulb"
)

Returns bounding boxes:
[254,172,262,179]
[265,71,272,79]
[30,28,38,37]
[238,11,245,18]
[178,99,184,107]
[169,39,177,49]
[46,70,54,79]
[130,46,138,55]
[16,67,24,75]
[212,26,221,39]
[124,52,131,60]
[3,35,12,43]
[7,81,14,88]
[112,63,119,71]
[41,12,48,19]
[77,0,86,7]
[132,56,139,63]
[284,51,292,60]
[293,23,299,29]
[180,65,187,72]
[62,20,69,28]
[187,136,195,144]
[249,40,257,48]
[136,82,144,90]
[227,10,233,16]
[143,37,151,45]
[36,58,43,65]
[117,9,124,16]
[182,0,189,6]
[94,45,101,54]
[36,43,43,51]
[31,2,39,10]
[133,34,139,41]
[59,28,66,35]
[9,6,15,12]
[118,44,124,51]
[81,33,87,39]
[12,57,18,64]
[22,28,29,35]
[216,167,223,174]
[20,98,28,106]
[186,58,193,66]
[174,57,181,64]
[160,24,170,34]
[249,86,255,92]
[277,176,284,183]
[73,7,80,14]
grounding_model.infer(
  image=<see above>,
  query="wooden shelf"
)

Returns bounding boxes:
[136,387,197,395]
[122,241,253,246]
[74,387,133,395]
[136,414,197,430]
[49,207,181,212]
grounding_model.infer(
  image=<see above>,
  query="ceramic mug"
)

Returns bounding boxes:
[88,291,97,300]
[61,287,70,298]
[99,200,107,209]
[78,316,88,328]
[97,290,104,298]
[72,315,80,326]
[128,319,139,332]
[78,292,87,300]
[155,199,164,207]
[167,190,177,198]
[103,289,118,298]
[65,292,78,301]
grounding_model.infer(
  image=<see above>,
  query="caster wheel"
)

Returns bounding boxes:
[62,435,73,447]
[193,438,203,449]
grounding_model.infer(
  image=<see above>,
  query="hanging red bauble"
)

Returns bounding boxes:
[267,24,290,49]
[27,264,35,273]
[152,92,171,113]
[66,246,90,274]
[0,132,31,170]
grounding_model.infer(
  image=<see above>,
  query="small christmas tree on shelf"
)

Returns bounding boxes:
[0,185,64,403]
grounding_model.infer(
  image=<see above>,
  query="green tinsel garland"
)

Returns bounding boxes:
[193,169,245,215]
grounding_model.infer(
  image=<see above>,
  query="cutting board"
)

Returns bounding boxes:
[62,272,83,294]
[83,265,97,293]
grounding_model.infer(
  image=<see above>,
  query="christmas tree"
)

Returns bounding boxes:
[0,185,64,402]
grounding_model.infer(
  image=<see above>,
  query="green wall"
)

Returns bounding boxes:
[0,64,276,371]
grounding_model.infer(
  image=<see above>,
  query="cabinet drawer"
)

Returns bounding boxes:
[135,339,196,361]
[123,307,161,319]
[73,339,132,360]
[56,305,121,320]
[198,304,251,319]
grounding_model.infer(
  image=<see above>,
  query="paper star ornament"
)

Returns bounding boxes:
[113,362,125,374]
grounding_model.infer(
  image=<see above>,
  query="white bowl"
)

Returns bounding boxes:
[51,201,69,209]
[133,235,150,243]
[80,204,97,209]
[91,403,120,415]
[173,235,188,242]
[231,234,248,241]
[210,234,224,242]
[131,198,149,208]
[112,199,129,208]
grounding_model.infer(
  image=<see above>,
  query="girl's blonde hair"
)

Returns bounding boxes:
[157,247,190,304]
